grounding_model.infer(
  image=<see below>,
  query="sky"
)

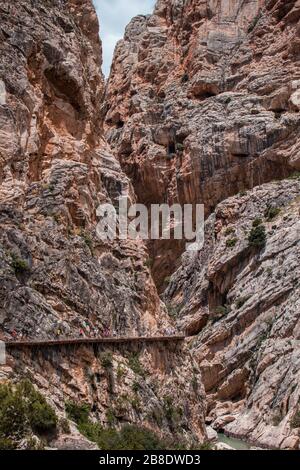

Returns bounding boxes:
[93,0,155,77]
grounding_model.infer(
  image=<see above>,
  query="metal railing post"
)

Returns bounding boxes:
[0,340,6,365]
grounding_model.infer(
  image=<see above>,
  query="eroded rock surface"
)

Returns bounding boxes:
[165,178,300,448]
[0,0,206,447]
[0,0,165,340]
[104,0,300,449]
[105,0,300,285]
[1,0,299,451]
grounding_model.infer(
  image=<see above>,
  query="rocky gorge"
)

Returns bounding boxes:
[0,0,299,451]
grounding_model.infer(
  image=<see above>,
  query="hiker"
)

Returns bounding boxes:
[12,329,17,339]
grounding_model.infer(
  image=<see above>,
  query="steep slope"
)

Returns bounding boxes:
[105,0,300,286]
[0,0,206,448]
[165,177,300,449]
[0,0,162,340]
[105,0,300,449]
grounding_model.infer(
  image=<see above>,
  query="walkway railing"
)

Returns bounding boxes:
[5,335,185,349]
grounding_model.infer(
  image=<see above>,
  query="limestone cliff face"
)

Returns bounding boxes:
[105,0,300,286]
[1,0,300,451]
[0,0,206,447]
[165,178,300,449]
[0,0,162,341]
[105,0,300,449]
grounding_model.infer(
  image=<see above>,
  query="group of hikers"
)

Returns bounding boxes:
[0,320,177,341]
[2,323,179,342]
[77,327,116,339]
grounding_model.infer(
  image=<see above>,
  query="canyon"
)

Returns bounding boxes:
[0,0,299,450]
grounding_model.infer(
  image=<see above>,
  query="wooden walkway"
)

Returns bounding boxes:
[5,335,185,350]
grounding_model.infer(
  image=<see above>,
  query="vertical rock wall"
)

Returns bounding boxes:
[0,0,207,446]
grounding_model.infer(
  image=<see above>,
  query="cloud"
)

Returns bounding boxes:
[93,0,155,77]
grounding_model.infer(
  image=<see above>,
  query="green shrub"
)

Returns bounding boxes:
[215,305,230,316]
[212,305,231,323]
[288,171,300,180]
[0,380,57,445]
[248,10,262,32]
[79,421,166,450]
[81,231,93,251]
[73,402,205,450]
[224,227,235,236]
[106,408,116,426]
[65,401,90,425]
[128,353,145,377]
[235,296,250,309]
[132,381,141,393]
[77,419,103,443]
[0,437,16,450]
[163,396,182,426]
[176,143,184,152]
[166,303,181,319]
[115,425,165,450]
[252,218,263,227]
[248,225,266,248]
[52,213,60,224]
[18,380,57,434]
[191,375,198,394]
[291,410,300,428]
[0,384,28,439]
[42,182,54,192]
[226,238,237,248]
[25,436,45,450]
[101,352,113,369]
[144,258,153,268]
[29,400,57,433]
[130,396,141,411]
[116,364,126,382]
[10,253,30,275]
[197,442,214,450]
[264,206,280,221]
[59,418,71,434]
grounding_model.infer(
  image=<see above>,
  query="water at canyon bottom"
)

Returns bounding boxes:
[217,433,251,450]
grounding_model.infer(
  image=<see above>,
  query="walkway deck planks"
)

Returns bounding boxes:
[5,335,185,350]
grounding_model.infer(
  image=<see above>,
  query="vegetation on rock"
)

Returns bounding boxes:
[248,225,267,248]
[0,380,57,449]
[226,238,238,248]
[10,253,30,275]
[291,410,300,429]
[128,353,145,377]
[66,400,90,425]
[65,400,209,450]
[265,206,281,221]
